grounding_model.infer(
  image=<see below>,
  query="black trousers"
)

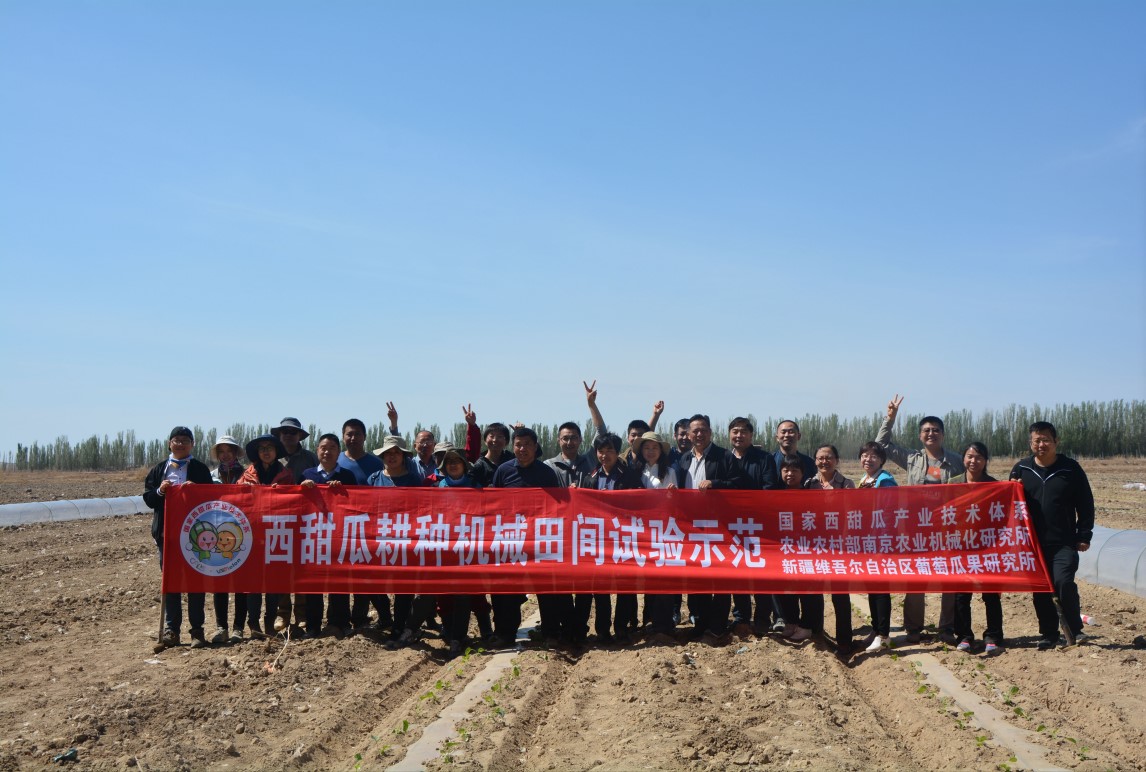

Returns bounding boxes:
[1032,544,1082,640]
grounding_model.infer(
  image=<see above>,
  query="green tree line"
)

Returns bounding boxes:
[4,400,1143,472]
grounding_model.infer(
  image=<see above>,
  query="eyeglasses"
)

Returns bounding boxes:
[170,437,192,445]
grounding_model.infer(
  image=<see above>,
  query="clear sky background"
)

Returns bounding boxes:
[1,1,1143,452]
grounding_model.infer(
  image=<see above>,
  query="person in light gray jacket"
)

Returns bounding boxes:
[874,394,965,644]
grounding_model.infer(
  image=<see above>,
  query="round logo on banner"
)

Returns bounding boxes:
[181,500,252,577]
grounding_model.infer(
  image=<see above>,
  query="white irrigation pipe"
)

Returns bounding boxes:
[0,496,148,526]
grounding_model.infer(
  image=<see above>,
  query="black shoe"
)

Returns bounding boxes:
[1036,637,1058,651]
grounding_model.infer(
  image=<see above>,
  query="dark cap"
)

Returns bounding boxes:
[169,426,194,441]
[271,417,310,439]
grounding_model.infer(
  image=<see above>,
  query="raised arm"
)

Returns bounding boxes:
[649,400,664,430]
[386,401,400,436]
[584,380,607,439]
[462,403,481,462]
[874,393,910,470]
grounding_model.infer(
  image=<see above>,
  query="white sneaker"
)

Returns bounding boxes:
[273,616,288,633]
[865,635,884,653]
[789,626,813,642]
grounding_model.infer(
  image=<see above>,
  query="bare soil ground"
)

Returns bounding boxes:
[0,461,1143,771]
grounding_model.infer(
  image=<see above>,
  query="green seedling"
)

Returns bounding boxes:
[976,735,988,748]
[1013,706,1025,717]
[394,719,410,736]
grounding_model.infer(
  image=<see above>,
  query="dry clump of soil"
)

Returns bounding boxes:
[0,465,1144,770]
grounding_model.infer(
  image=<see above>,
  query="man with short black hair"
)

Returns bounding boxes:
[875,394,965,643]
[1010,421,1095,650]
[545,421,595,487]
[489,428,561,647]
[772,420,816,481]
[727,417,782,636]
[583,380,665,465]
[668,418,692,465]
[574,433,642,643]
[144,426,215,650]
[468,419,513,488]
[674,414,749,643]
[336,415,399,633]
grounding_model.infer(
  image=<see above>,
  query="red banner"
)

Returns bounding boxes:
[161,482,1052,594]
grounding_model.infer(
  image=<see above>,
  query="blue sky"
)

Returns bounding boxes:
[2,1,1143,451]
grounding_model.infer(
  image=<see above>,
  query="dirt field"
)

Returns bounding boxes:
[0,460,1144,770]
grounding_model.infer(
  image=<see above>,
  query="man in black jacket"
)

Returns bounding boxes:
[728,417,782,636]
[676,414,750,643]
[143,426,215,650]
[1010,421,1096,650]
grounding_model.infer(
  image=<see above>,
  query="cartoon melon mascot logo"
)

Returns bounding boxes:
[181,500,252,576]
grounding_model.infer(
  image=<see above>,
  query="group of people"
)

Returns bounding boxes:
[144,387,1096,660]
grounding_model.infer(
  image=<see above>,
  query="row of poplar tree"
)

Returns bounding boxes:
[6,400,1143,472]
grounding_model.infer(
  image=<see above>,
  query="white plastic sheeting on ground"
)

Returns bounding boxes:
[0,496,148,527]
[1078,525,1146,599]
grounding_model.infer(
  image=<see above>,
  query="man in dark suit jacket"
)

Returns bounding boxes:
[675,414,750,643]
[143,426,215,650]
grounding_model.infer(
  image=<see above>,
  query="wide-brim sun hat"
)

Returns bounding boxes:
[245,434,287,462]
[633,431,672,457]
[211,435,244,462]
[373,435,413,457]
[432,441,471,472]
[271,417,310,440]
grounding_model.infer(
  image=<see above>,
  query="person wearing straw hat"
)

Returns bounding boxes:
[272,417,318,484]
[240,434,293,638]
[143,426,215,650]
[366,435,424,636]
[631,430,679,638]
[209,435,246,644]
[271,417,319,632]
[367,435,425,487]
[390,441,479,656]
